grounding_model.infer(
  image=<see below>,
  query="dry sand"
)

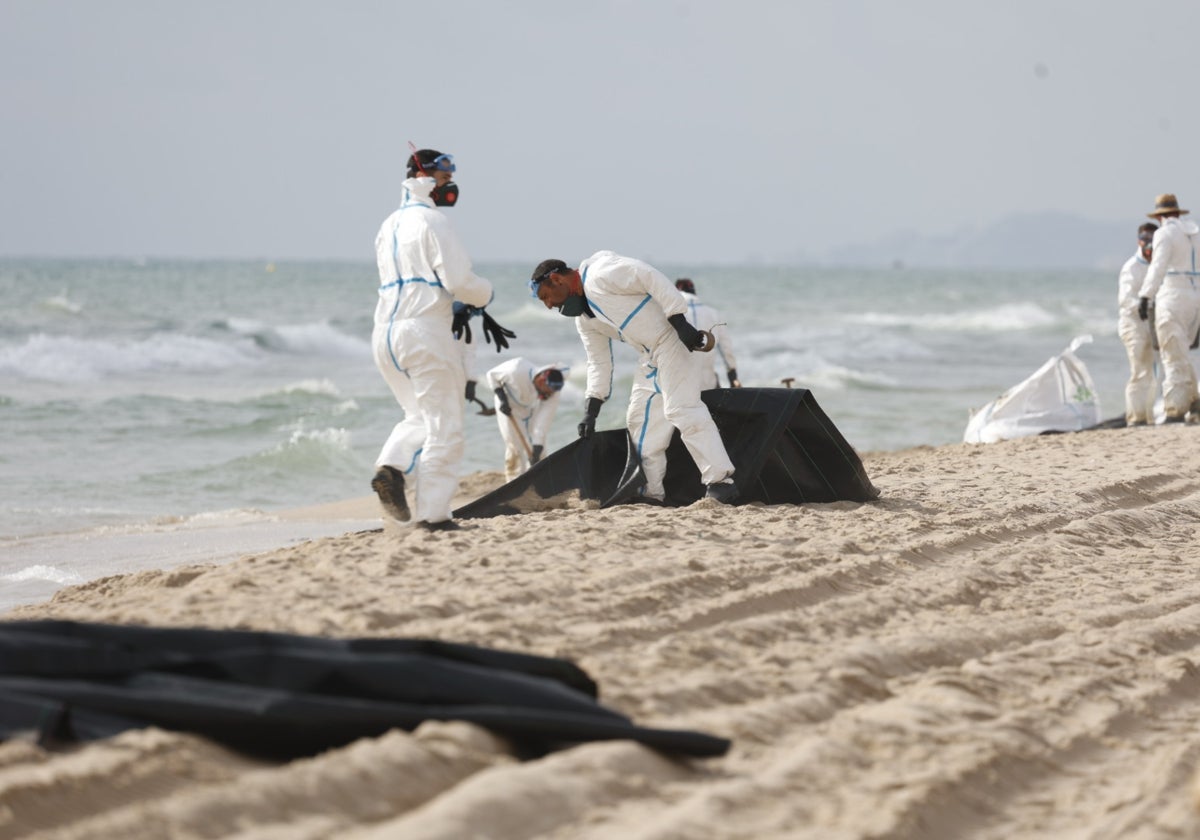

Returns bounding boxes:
[4,426,1200,839]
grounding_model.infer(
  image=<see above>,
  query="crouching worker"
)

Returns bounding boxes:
[486,358,567,481]
[530,251,738,504]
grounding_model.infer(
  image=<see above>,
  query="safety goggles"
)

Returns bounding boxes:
[425,154,455,173]
[529,268,559,295]
[536,370,565,392]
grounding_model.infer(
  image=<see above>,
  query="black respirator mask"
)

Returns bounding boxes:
[432,181,459,207]
[410,152,459,206]
[557,294,591,318]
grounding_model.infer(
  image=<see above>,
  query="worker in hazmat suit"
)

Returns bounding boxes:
[371,148,513,531]
[529,251,738,504]
[485,358,567,481]
[675,278,741,389]
[1135,194,1200,422]
[624,355,682,503]
[623,280,740,502]
[1117,222,1160,425]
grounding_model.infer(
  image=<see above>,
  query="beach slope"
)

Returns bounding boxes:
[4,427,1200,839]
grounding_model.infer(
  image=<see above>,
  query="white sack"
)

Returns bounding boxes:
[964,336,1101,444]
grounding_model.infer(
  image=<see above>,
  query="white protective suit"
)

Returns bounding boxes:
[626,355,674,499]
[679,290,738,389]
[372,177,493,523]
[485,358,564,480]
[1136,216,1200,418]
[1116,248,1158,423]
[575,251,735,498]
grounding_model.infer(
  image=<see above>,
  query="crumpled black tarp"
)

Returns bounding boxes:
[1077,415,1128,432]
[0,620,730,760]
[456,387,878,518]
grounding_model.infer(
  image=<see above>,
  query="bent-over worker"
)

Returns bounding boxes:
[530,251,738,504]
[486,358,566,481]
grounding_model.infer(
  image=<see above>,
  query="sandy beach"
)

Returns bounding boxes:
[4,426,1200,839]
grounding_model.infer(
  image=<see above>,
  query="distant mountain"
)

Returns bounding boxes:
[819,212,1136,271]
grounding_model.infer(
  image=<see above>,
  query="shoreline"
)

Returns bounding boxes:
[4,429,1200,837]
[0,471,510,614]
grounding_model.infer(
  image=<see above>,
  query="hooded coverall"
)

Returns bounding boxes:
[679,290,739,389]
[1117,249,1158,424]
[485,358,564,480]
[1136,216,1200,419]
[373,177,493,524]
[575,251,735,500]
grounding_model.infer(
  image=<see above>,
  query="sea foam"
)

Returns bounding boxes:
[0,332,259,382]
[850,302,1060,332]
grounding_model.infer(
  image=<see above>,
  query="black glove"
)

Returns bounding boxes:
[727,368,741,388]
[480,309,516,353]
[531,444,544,465]
[1138,297,1150,322]
[452,305,477,342]
[667,313,703,351]
[494,388,512,416]
[464,380,477,402]
[578,397,603,439]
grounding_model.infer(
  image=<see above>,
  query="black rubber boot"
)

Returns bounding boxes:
[704,482,740,504]
[371,466,411,522]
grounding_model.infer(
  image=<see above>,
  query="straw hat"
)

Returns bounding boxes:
[1147,193,1190,218]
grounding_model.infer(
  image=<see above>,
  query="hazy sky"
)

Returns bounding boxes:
[4,1,1200,265]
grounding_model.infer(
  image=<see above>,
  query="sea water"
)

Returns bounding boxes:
[0,258,1127,605]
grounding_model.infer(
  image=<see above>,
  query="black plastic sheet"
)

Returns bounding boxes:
[0,621,730,760]
[456,387,877,518]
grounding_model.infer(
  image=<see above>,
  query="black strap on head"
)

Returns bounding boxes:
[408,148,444,177]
